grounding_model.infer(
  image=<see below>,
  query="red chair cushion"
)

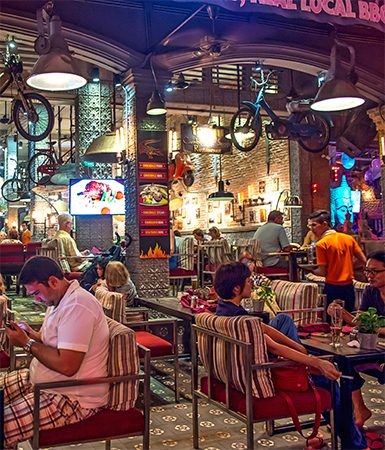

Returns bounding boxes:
[64,272,83,280]
[201,377,331,420]
[135,331,173,357]
[0,350,10,369]
[39,407,144,446]
[170,268,196,277]
[256,267,288,275]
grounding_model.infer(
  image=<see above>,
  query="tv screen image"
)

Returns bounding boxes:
[69,179,125,216]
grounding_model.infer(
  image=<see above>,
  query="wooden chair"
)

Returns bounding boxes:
[169,237,198,294]
[29,318,150,449]
[199,240,233,286]
[192,313,336,450]
[24,242,43,261]
[95,287,180,403]
[0,243,25,292]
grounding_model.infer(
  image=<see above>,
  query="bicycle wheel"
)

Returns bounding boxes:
[1,178,23,202]
[296,111,330,153]
[230,106,262,152]
[13,92,54,142]
[27,152,55,185]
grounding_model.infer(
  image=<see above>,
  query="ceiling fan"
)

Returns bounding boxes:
[192,6,232,60]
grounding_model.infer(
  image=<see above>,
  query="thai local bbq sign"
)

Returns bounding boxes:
[137,130,170,259]
[173,0,385,31]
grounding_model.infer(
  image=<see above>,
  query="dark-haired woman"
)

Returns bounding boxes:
[328,251,385,429]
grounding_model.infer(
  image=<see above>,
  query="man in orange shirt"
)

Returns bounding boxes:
[21,221,31,245]
[309,210,366,312]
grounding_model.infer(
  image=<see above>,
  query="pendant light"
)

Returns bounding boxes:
[27,4,86,91]
[146,58,166,115]
[311,40,364,112]
[207,155,234,202]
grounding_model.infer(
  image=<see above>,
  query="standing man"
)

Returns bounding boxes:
[21,221,31,245]
[49,213,90,272]
[3,256,109,448]
[309,210,366,311]
[253,210,297,267]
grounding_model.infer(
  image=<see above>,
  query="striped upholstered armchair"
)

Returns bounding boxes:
[29,318,150,449]
[269,279,325,324]
[192,313,335,450]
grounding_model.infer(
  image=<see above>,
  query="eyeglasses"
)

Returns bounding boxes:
[363,268,385,276]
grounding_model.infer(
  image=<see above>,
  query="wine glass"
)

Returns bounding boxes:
[330,299,344,348]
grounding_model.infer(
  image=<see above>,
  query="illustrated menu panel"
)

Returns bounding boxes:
[137,130,170,258]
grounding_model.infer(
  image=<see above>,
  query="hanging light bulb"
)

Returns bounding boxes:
[197,124,216,147]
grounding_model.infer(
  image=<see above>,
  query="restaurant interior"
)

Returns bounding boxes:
[0,0,384,449]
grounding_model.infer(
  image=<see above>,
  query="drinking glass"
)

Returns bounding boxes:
[330,299,344,348]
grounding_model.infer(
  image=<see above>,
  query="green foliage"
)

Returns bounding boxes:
[353,307,385,334]
[252,285,275,309]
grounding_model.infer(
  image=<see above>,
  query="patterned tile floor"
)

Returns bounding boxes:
[18,364,385,450]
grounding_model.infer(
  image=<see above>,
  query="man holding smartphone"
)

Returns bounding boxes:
[2,256,109,448]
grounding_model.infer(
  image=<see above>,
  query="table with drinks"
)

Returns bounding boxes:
[301,301,385,449]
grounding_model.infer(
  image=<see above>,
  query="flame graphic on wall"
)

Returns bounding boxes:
[140,243,168,259]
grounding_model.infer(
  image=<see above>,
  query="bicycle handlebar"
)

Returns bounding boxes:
[250,69,278,88]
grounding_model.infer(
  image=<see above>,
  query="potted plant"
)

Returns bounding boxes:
[353,307,385,349]
[249,285,276,313]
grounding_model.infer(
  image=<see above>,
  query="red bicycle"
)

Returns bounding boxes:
[27,141,74,185]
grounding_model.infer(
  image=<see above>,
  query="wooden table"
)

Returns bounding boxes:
[302,334,385,449]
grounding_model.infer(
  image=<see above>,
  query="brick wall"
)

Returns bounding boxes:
[172,124,291,234]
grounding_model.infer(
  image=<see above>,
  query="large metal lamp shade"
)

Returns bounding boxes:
[83,131,121,163]
[207,180,235,202]
[146,90,166,115]
[311,77,365,112]
[27,15,87,91]
[311,41,364,112]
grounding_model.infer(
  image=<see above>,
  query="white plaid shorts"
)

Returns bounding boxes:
[1,369,97,448]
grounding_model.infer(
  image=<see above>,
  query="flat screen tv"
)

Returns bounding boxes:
[69,179,125,216]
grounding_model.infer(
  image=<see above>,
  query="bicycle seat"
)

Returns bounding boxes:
[286,99,312,114]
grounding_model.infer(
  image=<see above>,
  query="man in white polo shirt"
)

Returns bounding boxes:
[3,256,109,448]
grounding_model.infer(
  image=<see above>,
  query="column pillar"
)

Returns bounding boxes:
[289,140,302,243]
[74,82,114,250]
[367,105,385,231]
[122,68,170,298]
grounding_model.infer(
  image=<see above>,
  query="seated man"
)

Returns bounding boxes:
[214,261,369,450]
[3,256,109,448]
[48,213,90,272]
[328,250,385,428]
[253,210,298,268]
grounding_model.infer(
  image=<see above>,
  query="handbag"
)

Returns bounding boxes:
[271,364,322,446]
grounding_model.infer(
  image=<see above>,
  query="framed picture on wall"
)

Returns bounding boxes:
[216,213,222,224]
[249,210,255,222]
[283,207,291,221]
[259,180,266,194]
[196,208,200,219]
[260,209,267,223]
[208,203,213,213]
[225,203,231,215]
[273,178,279,191]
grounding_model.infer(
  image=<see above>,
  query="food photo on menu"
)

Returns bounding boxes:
[139,184,168,206]
[69,179,125,215]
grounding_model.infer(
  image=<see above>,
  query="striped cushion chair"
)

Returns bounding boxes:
[192,313,334,450]
[270,280,320,324]
[31,318,150,450]
[353,280,369,310]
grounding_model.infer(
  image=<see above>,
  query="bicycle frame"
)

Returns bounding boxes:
[242,73,280,124]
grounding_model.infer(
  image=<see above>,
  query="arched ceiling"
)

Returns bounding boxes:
[0,0,383,101]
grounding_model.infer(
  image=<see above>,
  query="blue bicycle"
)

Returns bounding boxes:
[230,70,330,153]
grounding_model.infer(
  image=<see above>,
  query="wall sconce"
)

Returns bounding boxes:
[311,40,365,112]
[275,190,302,210]
[27,3,87,91]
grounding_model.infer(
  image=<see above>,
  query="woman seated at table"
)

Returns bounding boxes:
[1,229,22,245]
[95,261,137,311]
[328,250,385,428]
[215,261,369,450]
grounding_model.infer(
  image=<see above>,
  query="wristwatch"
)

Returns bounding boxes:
[23,338,36,353]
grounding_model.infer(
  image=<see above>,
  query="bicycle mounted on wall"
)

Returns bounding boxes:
[230,69,330,153]
[0,37,54,142]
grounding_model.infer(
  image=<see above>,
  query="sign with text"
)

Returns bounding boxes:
[137,130,170,259]
[173,0,385,31]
